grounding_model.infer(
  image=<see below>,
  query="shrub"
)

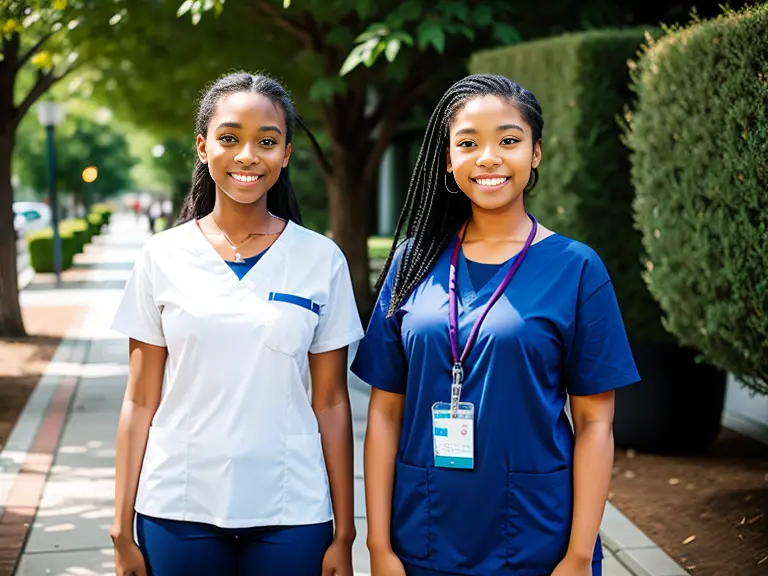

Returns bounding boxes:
[470,28,663,342]
[627,6,768,395]
[87,212,103,237]
[61,219,88,253]
[27,227,77,273]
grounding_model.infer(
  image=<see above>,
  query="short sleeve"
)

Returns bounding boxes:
[350,245,408,394]
[111,242,166,347]
[309,249,364,354]
[565,265,640,396]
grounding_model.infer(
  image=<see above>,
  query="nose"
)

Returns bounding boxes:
[476,145,502,168]
[234,142,260,166]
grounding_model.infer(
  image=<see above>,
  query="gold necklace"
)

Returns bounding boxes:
[210,216,279,263]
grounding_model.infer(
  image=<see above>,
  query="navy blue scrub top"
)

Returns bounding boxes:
[352,232,640,575]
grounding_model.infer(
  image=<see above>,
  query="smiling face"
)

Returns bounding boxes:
[447,95,541,212]
[196,91,292,206]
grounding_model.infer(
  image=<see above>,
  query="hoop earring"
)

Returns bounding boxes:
[445,173,459,194]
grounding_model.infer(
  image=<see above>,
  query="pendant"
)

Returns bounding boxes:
[234,252,245,263]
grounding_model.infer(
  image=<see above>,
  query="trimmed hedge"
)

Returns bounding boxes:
[61,219,89,253]
[627,7,768,395]
[91,203,113,225]
[87,212,103,237]
[470,29,663,342]
[27,227,77,273]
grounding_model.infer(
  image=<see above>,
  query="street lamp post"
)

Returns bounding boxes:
[36,101,66,285]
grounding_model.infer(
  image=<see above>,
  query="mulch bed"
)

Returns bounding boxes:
[610,427,768,575]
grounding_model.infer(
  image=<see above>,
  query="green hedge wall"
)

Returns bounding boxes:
[470,28,663,342]
[627,6,768,394]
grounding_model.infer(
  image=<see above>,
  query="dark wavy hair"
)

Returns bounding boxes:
[380,74,544,316]
[177,72,311,225]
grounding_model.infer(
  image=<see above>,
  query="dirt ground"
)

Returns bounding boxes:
[610,428,768,575]
[0,306,87,450]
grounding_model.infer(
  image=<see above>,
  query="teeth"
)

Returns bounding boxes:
[231,174,260,183]
[476,177,507,186]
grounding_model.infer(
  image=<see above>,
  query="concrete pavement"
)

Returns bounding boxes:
[1,214,685,575]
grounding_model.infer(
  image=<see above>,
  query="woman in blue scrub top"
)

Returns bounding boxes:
[353,74,640,576]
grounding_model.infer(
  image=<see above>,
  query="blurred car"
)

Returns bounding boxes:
[13,201,51,238]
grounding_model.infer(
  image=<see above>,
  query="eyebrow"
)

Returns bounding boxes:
[454,123,526,136]
[215,122,283,135]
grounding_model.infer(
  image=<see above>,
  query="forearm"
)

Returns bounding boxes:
[111,399,154,539]
[364,405,402,552]
[568,421,614,561]
[316,397,356,543]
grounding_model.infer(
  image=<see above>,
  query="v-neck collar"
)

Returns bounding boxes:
[187,218,295,301]
[455,233,559,308]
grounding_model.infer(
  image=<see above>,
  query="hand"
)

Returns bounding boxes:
[370,548,406,576]
[112,532,147,576]
[322,538,354,576]
[551,553,592,576]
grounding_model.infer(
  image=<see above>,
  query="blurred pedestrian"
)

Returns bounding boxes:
[110,72,362,576]
[354,75,640,576]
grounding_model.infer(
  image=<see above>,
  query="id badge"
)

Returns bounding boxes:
[431,402,475,469]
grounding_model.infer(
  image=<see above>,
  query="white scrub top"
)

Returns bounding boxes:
[112,219,364,528]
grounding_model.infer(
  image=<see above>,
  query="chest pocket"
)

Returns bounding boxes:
[263,292,320,357]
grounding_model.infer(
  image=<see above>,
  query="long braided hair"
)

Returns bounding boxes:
[380,74,544,316]
[177,72,311,225]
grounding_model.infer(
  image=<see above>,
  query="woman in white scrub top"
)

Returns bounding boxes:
[110,72,363,576]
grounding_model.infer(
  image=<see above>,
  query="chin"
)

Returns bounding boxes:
[471,195,517,212]
[221,187,268,206]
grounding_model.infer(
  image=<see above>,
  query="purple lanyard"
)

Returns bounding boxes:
[447,214,538,414]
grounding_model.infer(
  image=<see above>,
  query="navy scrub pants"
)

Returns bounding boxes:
[136,513,333,575]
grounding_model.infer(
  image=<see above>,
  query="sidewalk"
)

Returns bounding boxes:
[1,214,686,575]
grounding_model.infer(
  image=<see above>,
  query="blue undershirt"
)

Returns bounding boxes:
[226,249,268,280]
[466,259,505,291]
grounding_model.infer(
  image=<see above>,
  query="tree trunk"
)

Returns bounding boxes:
[0,127,25,338]
[325,138,374,322]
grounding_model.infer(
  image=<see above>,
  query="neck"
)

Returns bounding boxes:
[466,199,530,242]
[211,190,272,235]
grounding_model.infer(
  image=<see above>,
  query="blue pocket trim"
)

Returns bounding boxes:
[269,292,321,315]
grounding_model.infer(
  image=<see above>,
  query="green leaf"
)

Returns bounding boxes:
[492,22,521,45]
[366,40,387,66]
[473,5,493,27]
[418,21,446,53]
[445,22,474,40]
[308,76,347,103]
[392,2,423,23]
[385,38,401,62]
[355,24,389,43]
[213,1,224,17]
[391,30,415,46]
[438,1,470,22]
[177,0,193,17]
[340,40,373,76]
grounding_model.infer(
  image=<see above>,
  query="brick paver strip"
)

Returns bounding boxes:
[0,377,78,575]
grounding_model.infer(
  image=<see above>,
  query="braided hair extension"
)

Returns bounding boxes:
[380,74,544,316]
[177,72,309,226]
